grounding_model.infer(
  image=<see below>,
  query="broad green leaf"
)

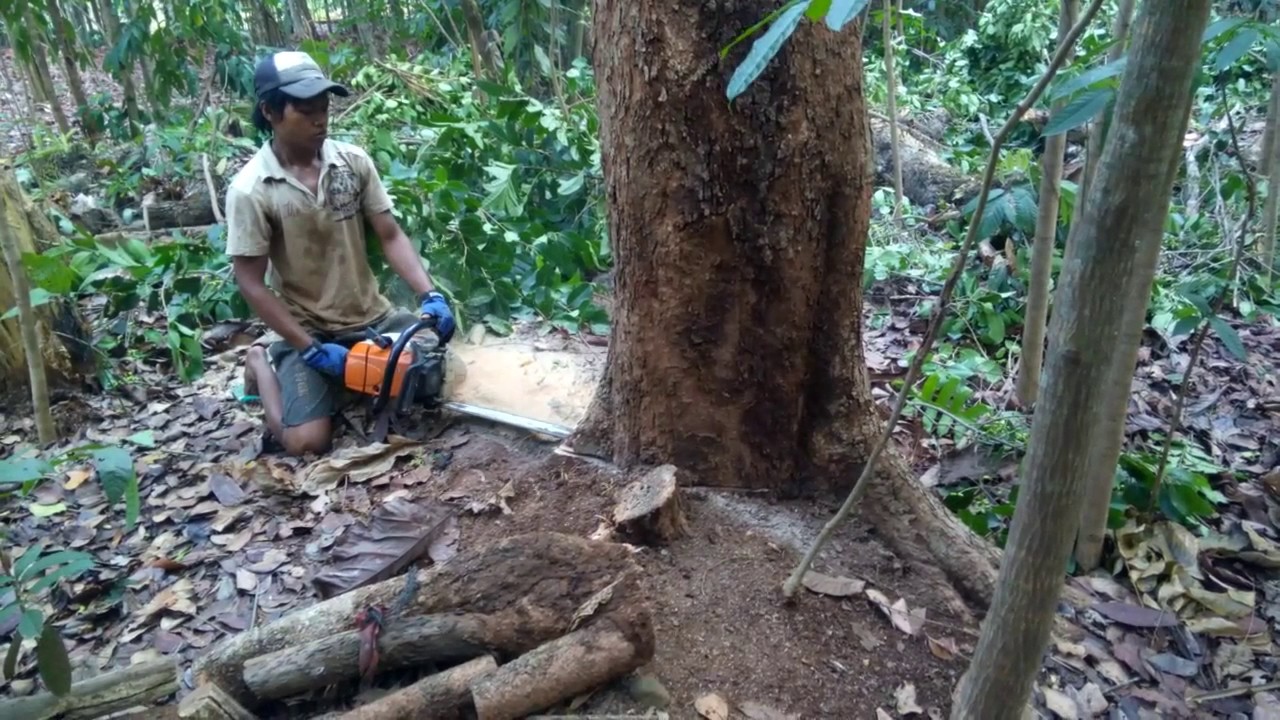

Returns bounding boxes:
[0,456,53,485]
[1214,27,1259,73]
[0,288,55,321]
[1202,17,1245,43]
[825,0,872,31]
[35,622,72,697]
[805,0,832,20]
[1208,317,1247,360]
[18,608,42,639]
[1266,38,1280,73]
[1171,315,1201,339]
[17,550,93,584]
[719,0,806,60]
[726,1,812,101]
[1043,88,1113,137]
[1048,57,1127,103]
[91,447,135,504]
[29,502,67,518]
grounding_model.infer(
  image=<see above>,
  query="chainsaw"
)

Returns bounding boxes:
[342,315,574,443]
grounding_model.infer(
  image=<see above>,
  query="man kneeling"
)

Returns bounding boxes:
[225,51,455,456]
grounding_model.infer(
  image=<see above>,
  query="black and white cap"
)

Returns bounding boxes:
[253,51,350,100]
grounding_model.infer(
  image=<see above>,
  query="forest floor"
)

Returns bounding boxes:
[3,286,1278,719]
[3,36,1280,720]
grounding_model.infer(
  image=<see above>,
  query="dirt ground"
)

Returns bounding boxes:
[396,428,971,719]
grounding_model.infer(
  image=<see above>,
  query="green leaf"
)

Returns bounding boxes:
[35,622,72,697]
[825,0,871,30]
[1048,57,1127,103]
[18,608,43,639]
[726,1,812,101]
[1202,17,1245,43]
[17,550,93,584]
[805,0,832,21]
[1208,316,1247,360]
[28,502,67,518]
[1170,315,1201,339]
[1214,27,1259,73]
[719,0,806,60]
[0,456,53,485]
[125,430,155,448]
[1042,88,1113,137]
[91,447,135,504]
[0,288,55,321]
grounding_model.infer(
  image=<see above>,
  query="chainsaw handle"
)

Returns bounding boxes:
[370,315,439,415]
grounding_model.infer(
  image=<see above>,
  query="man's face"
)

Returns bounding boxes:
[267,93,330,151]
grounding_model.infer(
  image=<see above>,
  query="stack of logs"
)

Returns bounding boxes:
[179,532,658,720]
[0,465,688,720]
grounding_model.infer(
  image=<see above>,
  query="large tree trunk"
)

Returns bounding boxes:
[0,169,95,393]
[95,0,141,132]
[574,0,999,604]
[953,1,1211,717]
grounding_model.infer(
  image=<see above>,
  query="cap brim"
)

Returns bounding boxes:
[278,77,351,99]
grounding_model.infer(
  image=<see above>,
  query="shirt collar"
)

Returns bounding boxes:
[256,138,342,181]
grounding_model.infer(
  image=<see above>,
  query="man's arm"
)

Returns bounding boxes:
[355,148,438,297]
[368,210,436,296]
[225,185,312,350]
[232,256,313,350]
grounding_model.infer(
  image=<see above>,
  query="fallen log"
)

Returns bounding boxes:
[243,612,501,700]
[144,196,217,232]
[333,655,497,720]
[869,115,979,210]
[470,613,654,720]
[95,225,215,246]
[192,532,647,708]
[0,656,178,720]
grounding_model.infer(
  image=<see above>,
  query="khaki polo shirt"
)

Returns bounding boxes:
[224,139,394,334]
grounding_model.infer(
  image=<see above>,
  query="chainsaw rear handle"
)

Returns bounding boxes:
[369,314,441,416]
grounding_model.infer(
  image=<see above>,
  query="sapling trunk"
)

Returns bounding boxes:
[883,0,905,221]
[1067,0,1136,235]
[1016,0,1078,406]
[1261,70,1280,283]
[1071,0,1141,573]
[952,2,1211,717]
[0,190,56,445]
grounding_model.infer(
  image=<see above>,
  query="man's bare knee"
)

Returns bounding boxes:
[281,419,333,456]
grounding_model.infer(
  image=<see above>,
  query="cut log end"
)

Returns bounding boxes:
[470,615,654,720]
[609,464,689,546]
[177,683,258,720]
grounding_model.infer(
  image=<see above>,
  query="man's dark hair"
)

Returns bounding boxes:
[251,89,291,135]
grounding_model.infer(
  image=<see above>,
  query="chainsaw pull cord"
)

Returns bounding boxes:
[370,315,439,416]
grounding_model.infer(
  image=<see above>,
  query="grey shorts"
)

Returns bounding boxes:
[268,308,420,428]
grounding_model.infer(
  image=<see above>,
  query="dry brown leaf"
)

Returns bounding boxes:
[738,700,798,720]
[64,469,90,490]
[311,499,455,599]
[570,578,620,631]
[876,709,894,720]
[1042,686,1078,719]
[895,683,923,716]
[695,693,730,720]
[801,571,866,598]
[299,435,422,495]
[235,569,257,593]
[427,515,459,563]
[244,549,289,574]
[927,635,958,660]
[1071,683,1107,717]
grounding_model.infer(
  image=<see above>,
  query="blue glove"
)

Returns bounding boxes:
[419,291,456,343]
[301,340,349,377]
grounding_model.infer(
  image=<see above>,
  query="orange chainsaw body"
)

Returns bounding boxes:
[344,339,419,398]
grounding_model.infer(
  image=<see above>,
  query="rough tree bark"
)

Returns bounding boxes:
[95,0,141,131]
[1261,70,1280,282]
[1016,0,1078,406]
[0,180,56,444]
[0,168,94,394]
[20,9,71,136]
[572,0,999,604]
[952,2,1211,717]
